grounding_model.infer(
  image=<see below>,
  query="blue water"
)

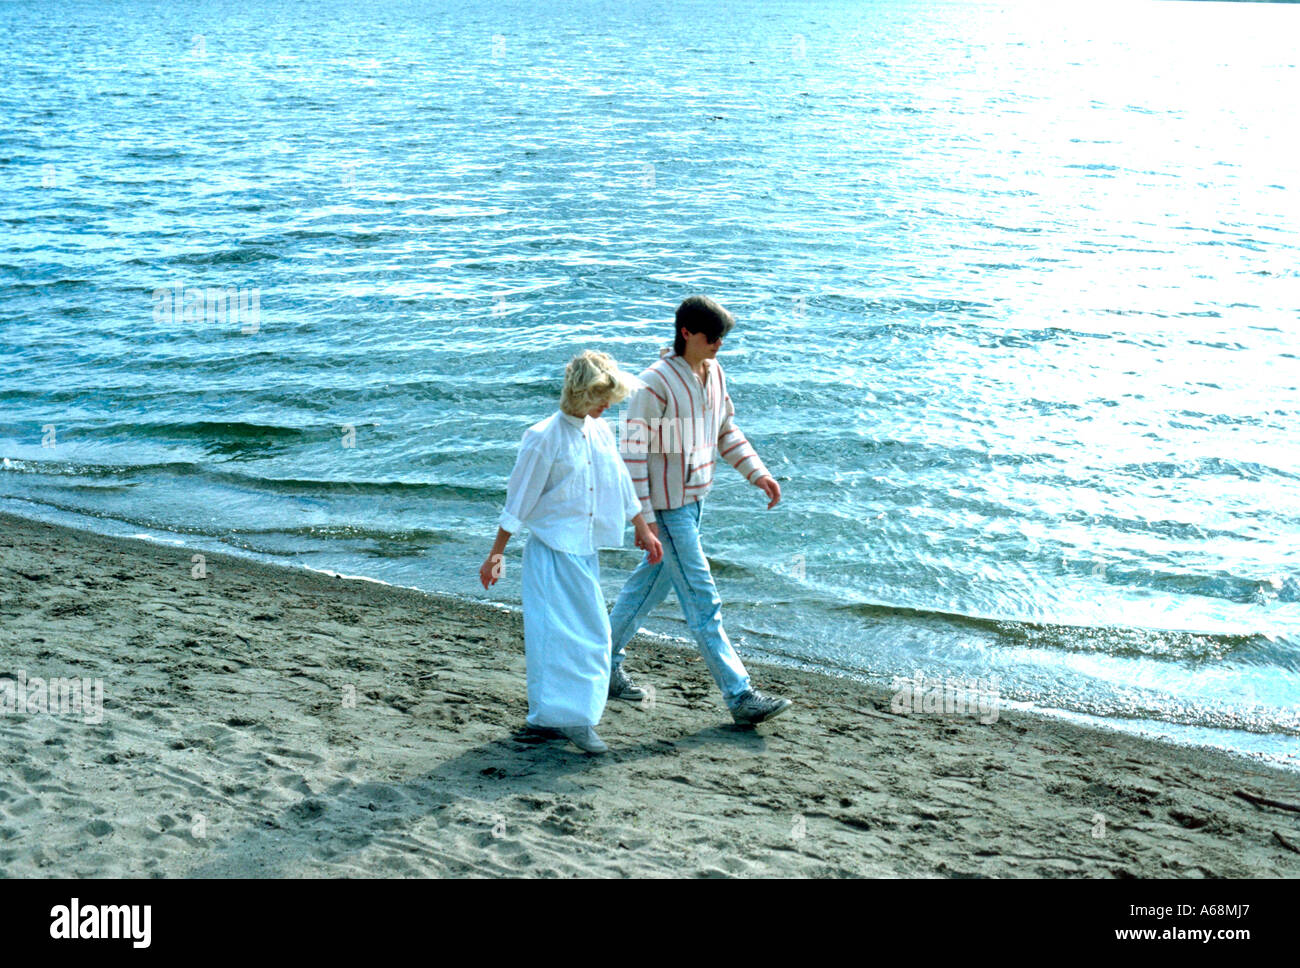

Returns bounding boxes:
[3,0,1298,768]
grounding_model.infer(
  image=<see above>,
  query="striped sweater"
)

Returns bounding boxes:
[618,347,770,523]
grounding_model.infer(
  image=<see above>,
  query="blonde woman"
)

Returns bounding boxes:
[480,351,663,754]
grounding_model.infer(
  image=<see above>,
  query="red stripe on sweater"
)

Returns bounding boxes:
[660,361,693,485]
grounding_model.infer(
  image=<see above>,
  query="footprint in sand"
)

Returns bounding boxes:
[5,795,41,817]
[276,774,315,796]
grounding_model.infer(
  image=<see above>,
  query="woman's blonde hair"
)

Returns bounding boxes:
[560,350,639,417]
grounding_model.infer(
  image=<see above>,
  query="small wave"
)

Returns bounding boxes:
[2,457,198,477]
[830,600,1274,664]
[1111,455,1297,483]
[62,421,311,457]
[818,293,997,318]
[279,229,390,243]
[123,147,185,160]
[970,220,1043,235]
[229,523,456,543]
[137,420,304,441]
[166,247,281,266]
[704,557,755,579]
[245,475,499,501]
[0,456,501,500]
[6,278,93,292]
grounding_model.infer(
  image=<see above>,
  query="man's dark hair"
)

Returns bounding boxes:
[674,295,735,356]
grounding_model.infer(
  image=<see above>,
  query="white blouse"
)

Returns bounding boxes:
[499,410,643,556]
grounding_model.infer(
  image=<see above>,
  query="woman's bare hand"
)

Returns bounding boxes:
[635,526,663,564]
[480,553,504,589]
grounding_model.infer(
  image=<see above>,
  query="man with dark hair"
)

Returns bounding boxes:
[611,295,792,726]
[673,294,734,355]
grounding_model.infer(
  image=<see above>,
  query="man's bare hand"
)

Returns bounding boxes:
[757,475,781,509]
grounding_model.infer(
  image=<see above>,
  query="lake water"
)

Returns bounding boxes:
[2,0,1298,768]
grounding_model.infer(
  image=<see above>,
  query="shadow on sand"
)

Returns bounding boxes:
[182,722,768,876]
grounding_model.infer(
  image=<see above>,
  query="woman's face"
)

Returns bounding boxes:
[585,398,611,419]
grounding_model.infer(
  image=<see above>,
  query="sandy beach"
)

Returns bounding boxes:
[0,510,1296,878]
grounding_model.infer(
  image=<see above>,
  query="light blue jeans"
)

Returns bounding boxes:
[608,499,751,707]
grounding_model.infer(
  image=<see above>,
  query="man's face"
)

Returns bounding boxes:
[682,328,724,359]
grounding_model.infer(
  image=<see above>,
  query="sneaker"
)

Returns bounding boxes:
[730,689,793,726]
[559,726,609,754]
[608,664,647,702]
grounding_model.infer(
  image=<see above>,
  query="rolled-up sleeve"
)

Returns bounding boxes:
[499,431,550,534]
[619,458,641,523]
[717,371,770,485]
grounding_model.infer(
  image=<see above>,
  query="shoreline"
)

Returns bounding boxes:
[2,510,1297,877]
[11,499,1290,771]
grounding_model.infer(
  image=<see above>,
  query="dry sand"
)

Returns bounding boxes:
[1,510,1297,878]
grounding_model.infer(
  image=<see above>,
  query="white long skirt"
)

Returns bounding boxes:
[521,536,611,728]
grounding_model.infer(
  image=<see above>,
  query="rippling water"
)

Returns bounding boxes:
[3,0,1298,767]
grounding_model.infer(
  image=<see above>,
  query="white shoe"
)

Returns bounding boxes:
[559,726,609,754]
